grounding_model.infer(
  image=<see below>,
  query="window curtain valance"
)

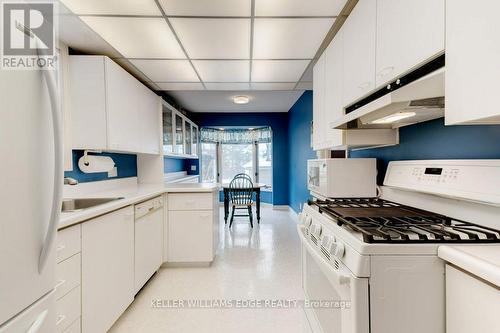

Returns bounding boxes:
[200,127,272,144]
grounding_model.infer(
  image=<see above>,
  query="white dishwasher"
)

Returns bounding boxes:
[134,196,163,293]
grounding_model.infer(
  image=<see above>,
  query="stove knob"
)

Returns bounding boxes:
[305,216,313,228]
[333,241,345,258]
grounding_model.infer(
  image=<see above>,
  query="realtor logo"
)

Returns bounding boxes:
[1,1,57,70]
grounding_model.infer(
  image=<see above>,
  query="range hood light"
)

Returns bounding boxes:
[371,112,417,124]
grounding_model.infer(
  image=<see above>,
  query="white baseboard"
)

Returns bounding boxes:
[272,205,290,210]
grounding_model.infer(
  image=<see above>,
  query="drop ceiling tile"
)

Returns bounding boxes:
[156,82,204,90]
[193,60,249,82]
[255,0,346,16]
[81,17,185,58]
[251,82,296,90]
[61,0,160,15]
[204,83,250,90]
[130,60,198,82]
[296,81,313,90]
[252,60,309,82]
[302,66,314,81]
[253,18,334,59]
[170,18,250,59]
[158,0,251,16]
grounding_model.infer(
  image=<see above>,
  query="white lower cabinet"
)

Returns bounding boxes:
[445,264,500,333]
[81,206,135,333]
[56,225,82,333]
[167,192,219,264]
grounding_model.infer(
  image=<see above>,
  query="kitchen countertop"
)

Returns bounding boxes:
[438,245,500,287]
[59,182,219,230]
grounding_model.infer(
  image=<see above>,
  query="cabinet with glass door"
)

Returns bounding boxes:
[162,101,199,158]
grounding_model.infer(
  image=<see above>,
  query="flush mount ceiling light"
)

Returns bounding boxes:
[233,95,250,104]
[371,111,417,124]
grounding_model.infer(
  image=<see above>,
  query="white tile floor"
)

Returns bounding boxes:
[110,205,311,333]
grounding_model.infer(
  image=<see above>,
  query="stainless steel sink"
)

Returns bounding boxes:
[61,197,125,212]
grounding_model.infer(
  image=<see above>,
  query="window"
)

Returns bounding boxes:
[200,127,273,189]
[221,143,253,184]
[201,142,217,183]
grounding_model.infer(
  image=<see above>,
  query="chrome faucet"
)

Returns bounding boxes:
[64,177,78,185]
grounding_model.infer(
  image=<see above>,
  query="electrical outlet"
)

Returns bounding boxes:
[108,167,118,178]
[191,165,197,171]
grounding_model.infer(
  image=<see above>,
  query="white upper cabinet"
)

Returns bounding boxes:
[312,50,326,150]
[445,0,500,125]
[69,56,161,154]
[323,30,344,148]
[342,0,377,108]
[375,0,445,87]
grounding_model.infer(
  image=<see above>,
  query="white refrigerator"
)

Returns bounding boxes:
[0,63,63,330]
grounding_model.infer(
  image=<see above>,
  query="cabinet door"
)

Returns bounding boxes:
[162,105,174,154]
[376,0,445,87]
[312,53,326,150]
[174,113,185,154]
[137,85,160,154]
[168,210,214,263]
[81,207,134,333]
[445,0,500,125]
[192,125,199,157]
[323,30,345,148]
[184,120,192,155]
[105,58,139,152]
[342,0,376,107]
[69,56,107,150]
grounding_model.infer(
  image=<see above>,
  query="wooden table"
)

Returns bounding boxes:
[221,183,266,223]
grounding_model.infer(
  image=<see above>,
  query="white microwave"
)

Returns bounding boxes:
[307,158,377,198]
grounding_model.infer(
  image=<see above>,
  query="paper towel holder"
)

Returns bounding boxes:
[82,150,102,166]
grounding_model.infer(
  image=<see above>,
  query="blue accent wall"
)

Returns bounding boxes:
[288,91,316,213]
[64,150,137,183]
[190,111,289,205]
[351,118,500,184]
[164,157,185,173]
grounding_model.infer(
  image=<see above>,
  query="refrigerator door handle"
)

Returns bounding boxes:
[38,45,63,274]
[25,310,48,333]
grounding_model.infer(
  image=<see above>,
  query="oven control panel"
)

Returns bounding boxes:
[384,160,500,205]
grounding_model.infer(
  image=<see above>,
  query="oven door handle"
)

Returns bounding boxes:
[297,225,351,286]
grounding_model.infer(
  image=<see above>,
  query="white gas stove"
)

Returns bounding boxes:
[298,160,500,333]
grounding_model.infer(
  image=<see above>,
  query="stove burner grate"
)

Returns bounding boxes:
[309,198,500,243]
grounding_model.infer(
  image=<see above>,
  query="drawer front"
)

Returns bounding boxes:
[63,318,80,333]
[168,193,213,211]
[57,225,81,263]
[56,286,81,333]
[56,253,81,300]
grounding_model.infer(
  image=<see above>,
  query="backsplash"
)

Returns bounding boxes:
[64,150,137,183]
[351,118,500,184]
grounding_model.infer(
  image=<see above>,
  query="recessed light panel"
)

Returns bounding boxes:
[61,0,161,15]
[252,60,309,82]
[253,18,334,59]
[193,60,250,82]
[158,0,251,16]
[155,82,204,90]
[255,0,346,16]
[130,60,198,82]
[81,17,185,58]
[170,18,251,59]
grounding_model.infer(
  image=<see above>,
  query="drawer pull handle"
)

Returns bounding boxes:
[357,81,371,89]
[55,279,66,289]
[377,66,394,77]
[56,245,66,252]
[56,315,66,326]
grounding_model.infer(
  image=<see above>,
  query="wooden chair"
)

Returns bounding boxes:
[229,176,254,228]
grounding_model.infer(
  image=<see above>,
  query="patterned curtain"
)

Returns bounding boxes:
[200,127,272,144]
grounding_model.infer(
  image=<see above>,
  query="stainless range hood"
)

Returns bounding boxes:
[331,67,445,129]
